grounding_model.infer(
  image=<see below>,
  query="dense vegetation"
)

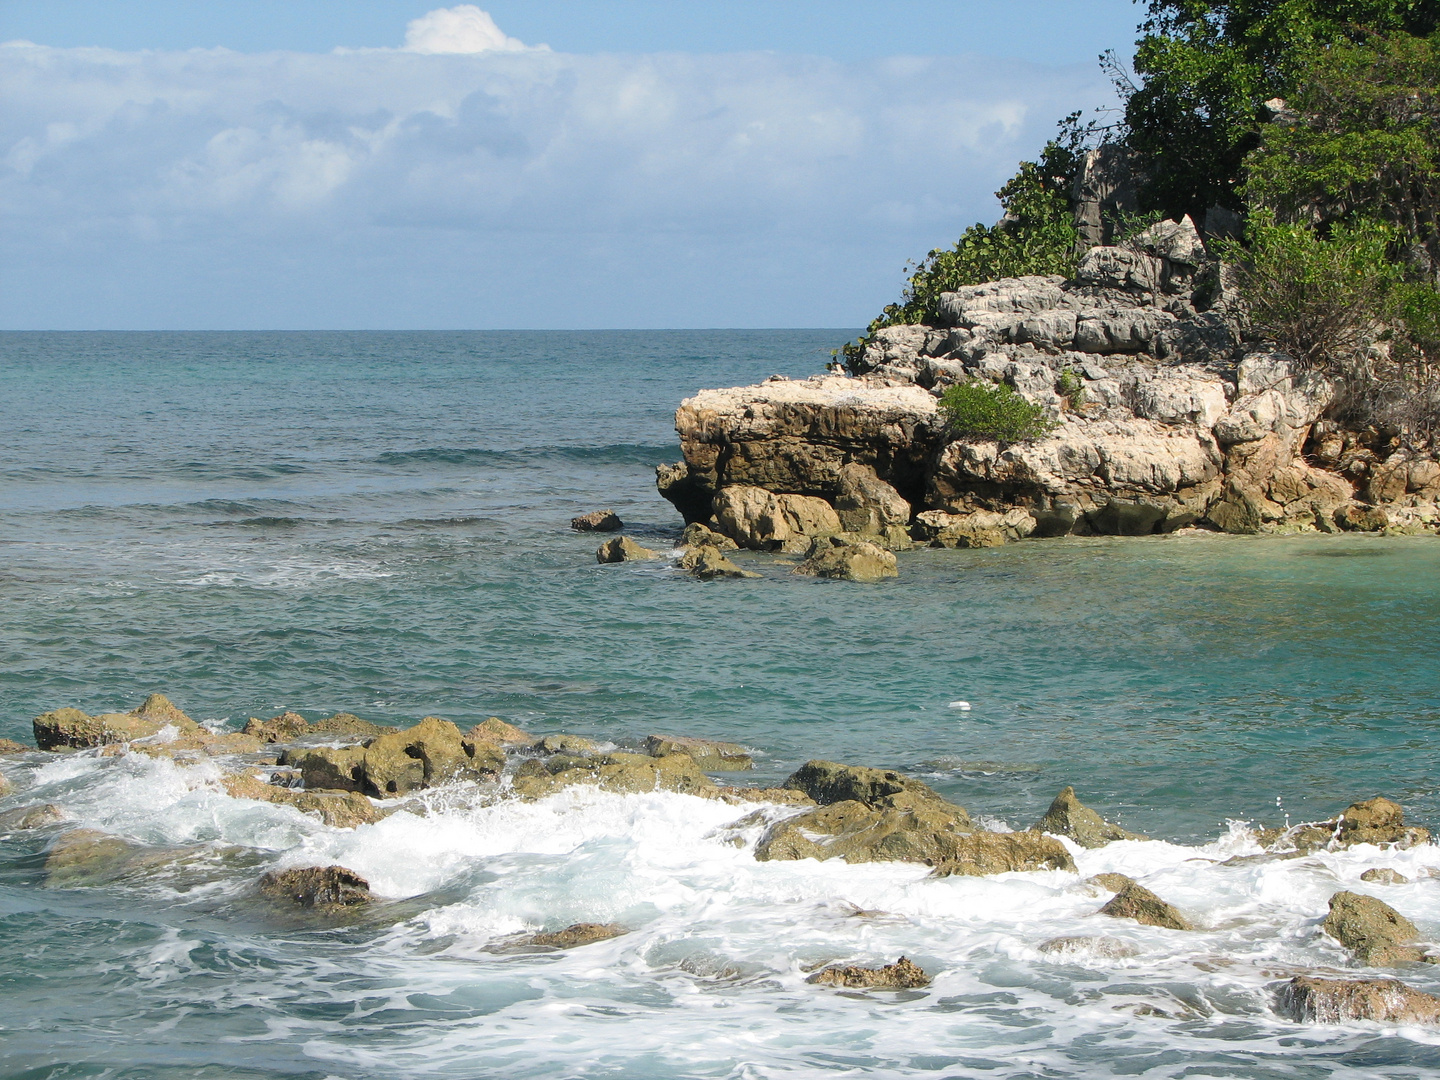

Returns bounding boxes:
[846,0,1440,446]
[937,380,1056,444]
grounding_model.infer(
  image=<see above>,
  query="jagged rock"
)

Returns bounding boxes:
[33,694,203,751]
[1277,975,1440,1024]
[524,923,627,948]
[930,831,1076,877]
[679,521,738,550]
[510,751,717,799]
[364,717,503,796]
[1324,890,1434,966]
[1035,787,1147,848]
[222,772,385,828]
[311,712,396,738]
[807,956,930,989]
[242,712,310,743]
[45,829,136,884]
[755,801,974,865]
[1361,868,1409,885]
[465,717,536,747]
[1038,935,1140,960]
[1268,797,1431,852]
[782,760,965,818]
[0,738,30,754]
[281,745,369,792]
[680,544,760,579]
[644,735,753,771]
[0,803,64,831]
[571,509,622,532]
[712,486,842,552]
[535,734,597,755]
[1335,503,1390,532]
[1134,216,1208,268]
[596,536,661,563]
[1099,881,1193,930]
[1072,144,1143,248]
[794,535,898,581]
[256,865,370,907]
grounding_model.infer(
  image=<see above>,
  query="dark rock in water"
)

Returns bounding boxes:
[1361,868,1409,885]
[257,865,370,907]
[34,694,203,751]
[572,509,623,532]
[1087,873,1136,892]
[1085,499,1167,536]
[1099,881,1193,930]
[1038,935,1140,960]
[0,738,30,754]
[644,734,752,771]
[596,535,660,563]
[680,544,759,579]
[1035,787,1147,848]
[0,803,64,831]
[1324,890,1434,966]
[794,534,898,581]
[1276,974,1440,1024]
[243,711,310,743]
[930,831,1076,877]
[525,922,627,948]
[655,460,712,525]
[808,956,930,989]
[782,760,965,819]
[282,745,369,792]
[680,521,738,550]
[510,751,717,799]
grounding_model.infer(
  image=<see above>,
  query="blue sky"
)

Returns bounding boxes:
[0,2,1141,329]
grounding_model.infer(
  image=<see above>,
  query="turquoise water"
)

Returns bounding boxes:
[3,331,1440,1078]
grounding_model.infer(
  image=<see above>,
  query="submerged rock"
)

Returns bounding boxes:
[242,711,310,743]
[1324,890,1434,966]
[525,922,628,949]
[0,771,10,797]
[712,786,815,806]
[0,803,64,831]
[596,536,660,563]
[1034,786,1147,848]
[571,509,623,532]
[45,829,137,884]
[1038,935,1140,960]
[794,535,898,581]
[1276,975,1440,1024]
[256,865,371,907]
[1099,881,1193,930]
[644,734,753,771]
[510,751,717,799]
[807,956,930,989]
[33,694,203,751]
[680,544,760,579]
[1360,868,1409,885]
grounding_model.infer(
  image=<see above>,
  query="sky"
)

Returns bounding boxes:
[0,2,1142,329]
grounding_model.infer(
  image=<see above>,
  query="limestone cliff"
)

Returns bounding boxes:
[658,219,1440,547]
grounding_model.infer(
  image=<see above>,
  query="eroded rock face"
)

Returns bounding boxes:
[465,717,536,748]
[644,735,752,771]
[256,865,371,907]
[807,956,930,989]
[1277,975,1440,1024]
[222,772,385,829]
[524,923,627,948]
[755,800,974,865]
[712,486,842,552]
[679,521,738,550]
[794,535,898,581]
[1035,787,1147,848]
[34,694,203,751]
[1099,881,1192,930]
[782,760,966,818]
[1263,797,1431,852]
[1324,890,1433,966]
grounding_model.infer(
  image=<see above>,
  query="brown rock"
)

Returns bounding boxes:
[243,712,310,743]
[362,716,503,797]
[525,922,627,948]
[0,771,10,797]
[679,522,738,550]
[311,712,396,738]
[0,738,30,754]
[680,544,760,579]
[711,786,816,806]
[535,734,597,755]
[1088,873,1136,892]
[807,956,930,989]
[510,751,717,799]
[1277,975,1440,1024]
[596,535,660,563]
[1324,890,1432,966]
[571,509,623,532]
[782,760,967,820]
[1099,881,1193,930]
[465,717,535,747]
[644,734,753,771]
[930,831,1077,877]
[1262,797,1429,853]
[0,803,63,831]
[794,534,898,581]
[45,828,136,884]
[280,745,369,792]
[1335,502,1390,532]
[1035,787,1147,848]
[221,772,384,829]
[33,697,203,751]
[712,485,843,552]
[1360,868,1409,885]
[256,865,370,907]
[755,800,971,865]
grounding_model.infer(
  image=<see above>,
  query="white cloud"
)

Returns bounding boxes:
[403,6,533,55]
[0,38,1113,328]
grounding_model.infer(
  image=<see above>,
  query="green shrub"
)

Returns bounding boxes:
[1056,367,1087,409]
[938,380,1056,443]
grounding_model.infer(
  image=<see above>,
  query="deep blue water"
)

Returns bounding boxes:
[2,331,1440,1079]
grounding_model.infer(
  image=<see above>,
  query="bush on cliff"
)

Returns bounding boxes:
[938,380,1055,444]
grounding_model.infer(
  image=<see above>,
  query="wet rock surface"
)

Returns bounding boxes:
[510,751,718,799]
[1324,890,1434,966]
[596,536,660,563]
[644,734,753,771]
[1277,975,1440,1024]
[280,717,503,799]
[242,711,311,743]
[1360,867,1409,885]
[0,803,65,831]
[525,923,628,949]
[1035,786,1148,848]
[1038,936,1140,960]
[1262,797,1431,853]
[34,694,203,750]
[807,956,931,989]
[222,772,386,828]
[257,865,371,908]
[1099,881,1193,930]
[571,509,623,532]
[793,534,898,581]
[930,831,1076,877]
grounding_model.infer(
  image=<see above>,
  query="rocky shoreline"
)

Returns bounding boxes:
[644,219,1440,567]
[4,693,1440,1024]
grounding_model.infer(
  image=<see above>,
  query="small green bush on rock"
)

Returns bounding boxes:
[938,380,1055,443]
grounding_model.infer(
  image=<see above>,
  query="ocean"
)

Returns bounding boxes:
[2,330,1440,1079]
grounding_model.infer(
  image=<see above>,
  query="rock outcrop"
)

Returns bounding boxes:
[572,510,622,532]
[510,751,717,799]
[1277,975,1440,1024]
[657,224,1440,544]
[596,536,660,563]
[1035,787,1148,848]
[34,694,203,750]
[256,865,371,907]
[794,535,898,581]
[243,711,310,743]
[222,772,385,828]
[807,956,931,989]
[1099,881,1193,930]
[279,717,503,799]
[1261,797,1431,853]
[1324,890,1435,966]
[679,544,759,579]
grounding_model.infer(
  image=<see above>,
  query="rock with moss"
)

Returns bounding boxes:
[807,956,930,989]
[257,865,370,908]
[930,831,1076,876]
[280,744,369,792]
[596,536,661,563]
[510,751,717,799]
[243,711,311,743]
[45,829,137,885]
[1099,881,1193,930]
[644,734,752,771]
[1324,890,1435,966]
[794,535,898,581]
[364,717,504,796]
[680,544,760,579]
[535,733,597,755]
[1262,797,1430,852]
[1034,786,1148,848]
[524,923,628,948]
[782,760,965,818]
[33,694,203,751]
[1277,975,1440,1024]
